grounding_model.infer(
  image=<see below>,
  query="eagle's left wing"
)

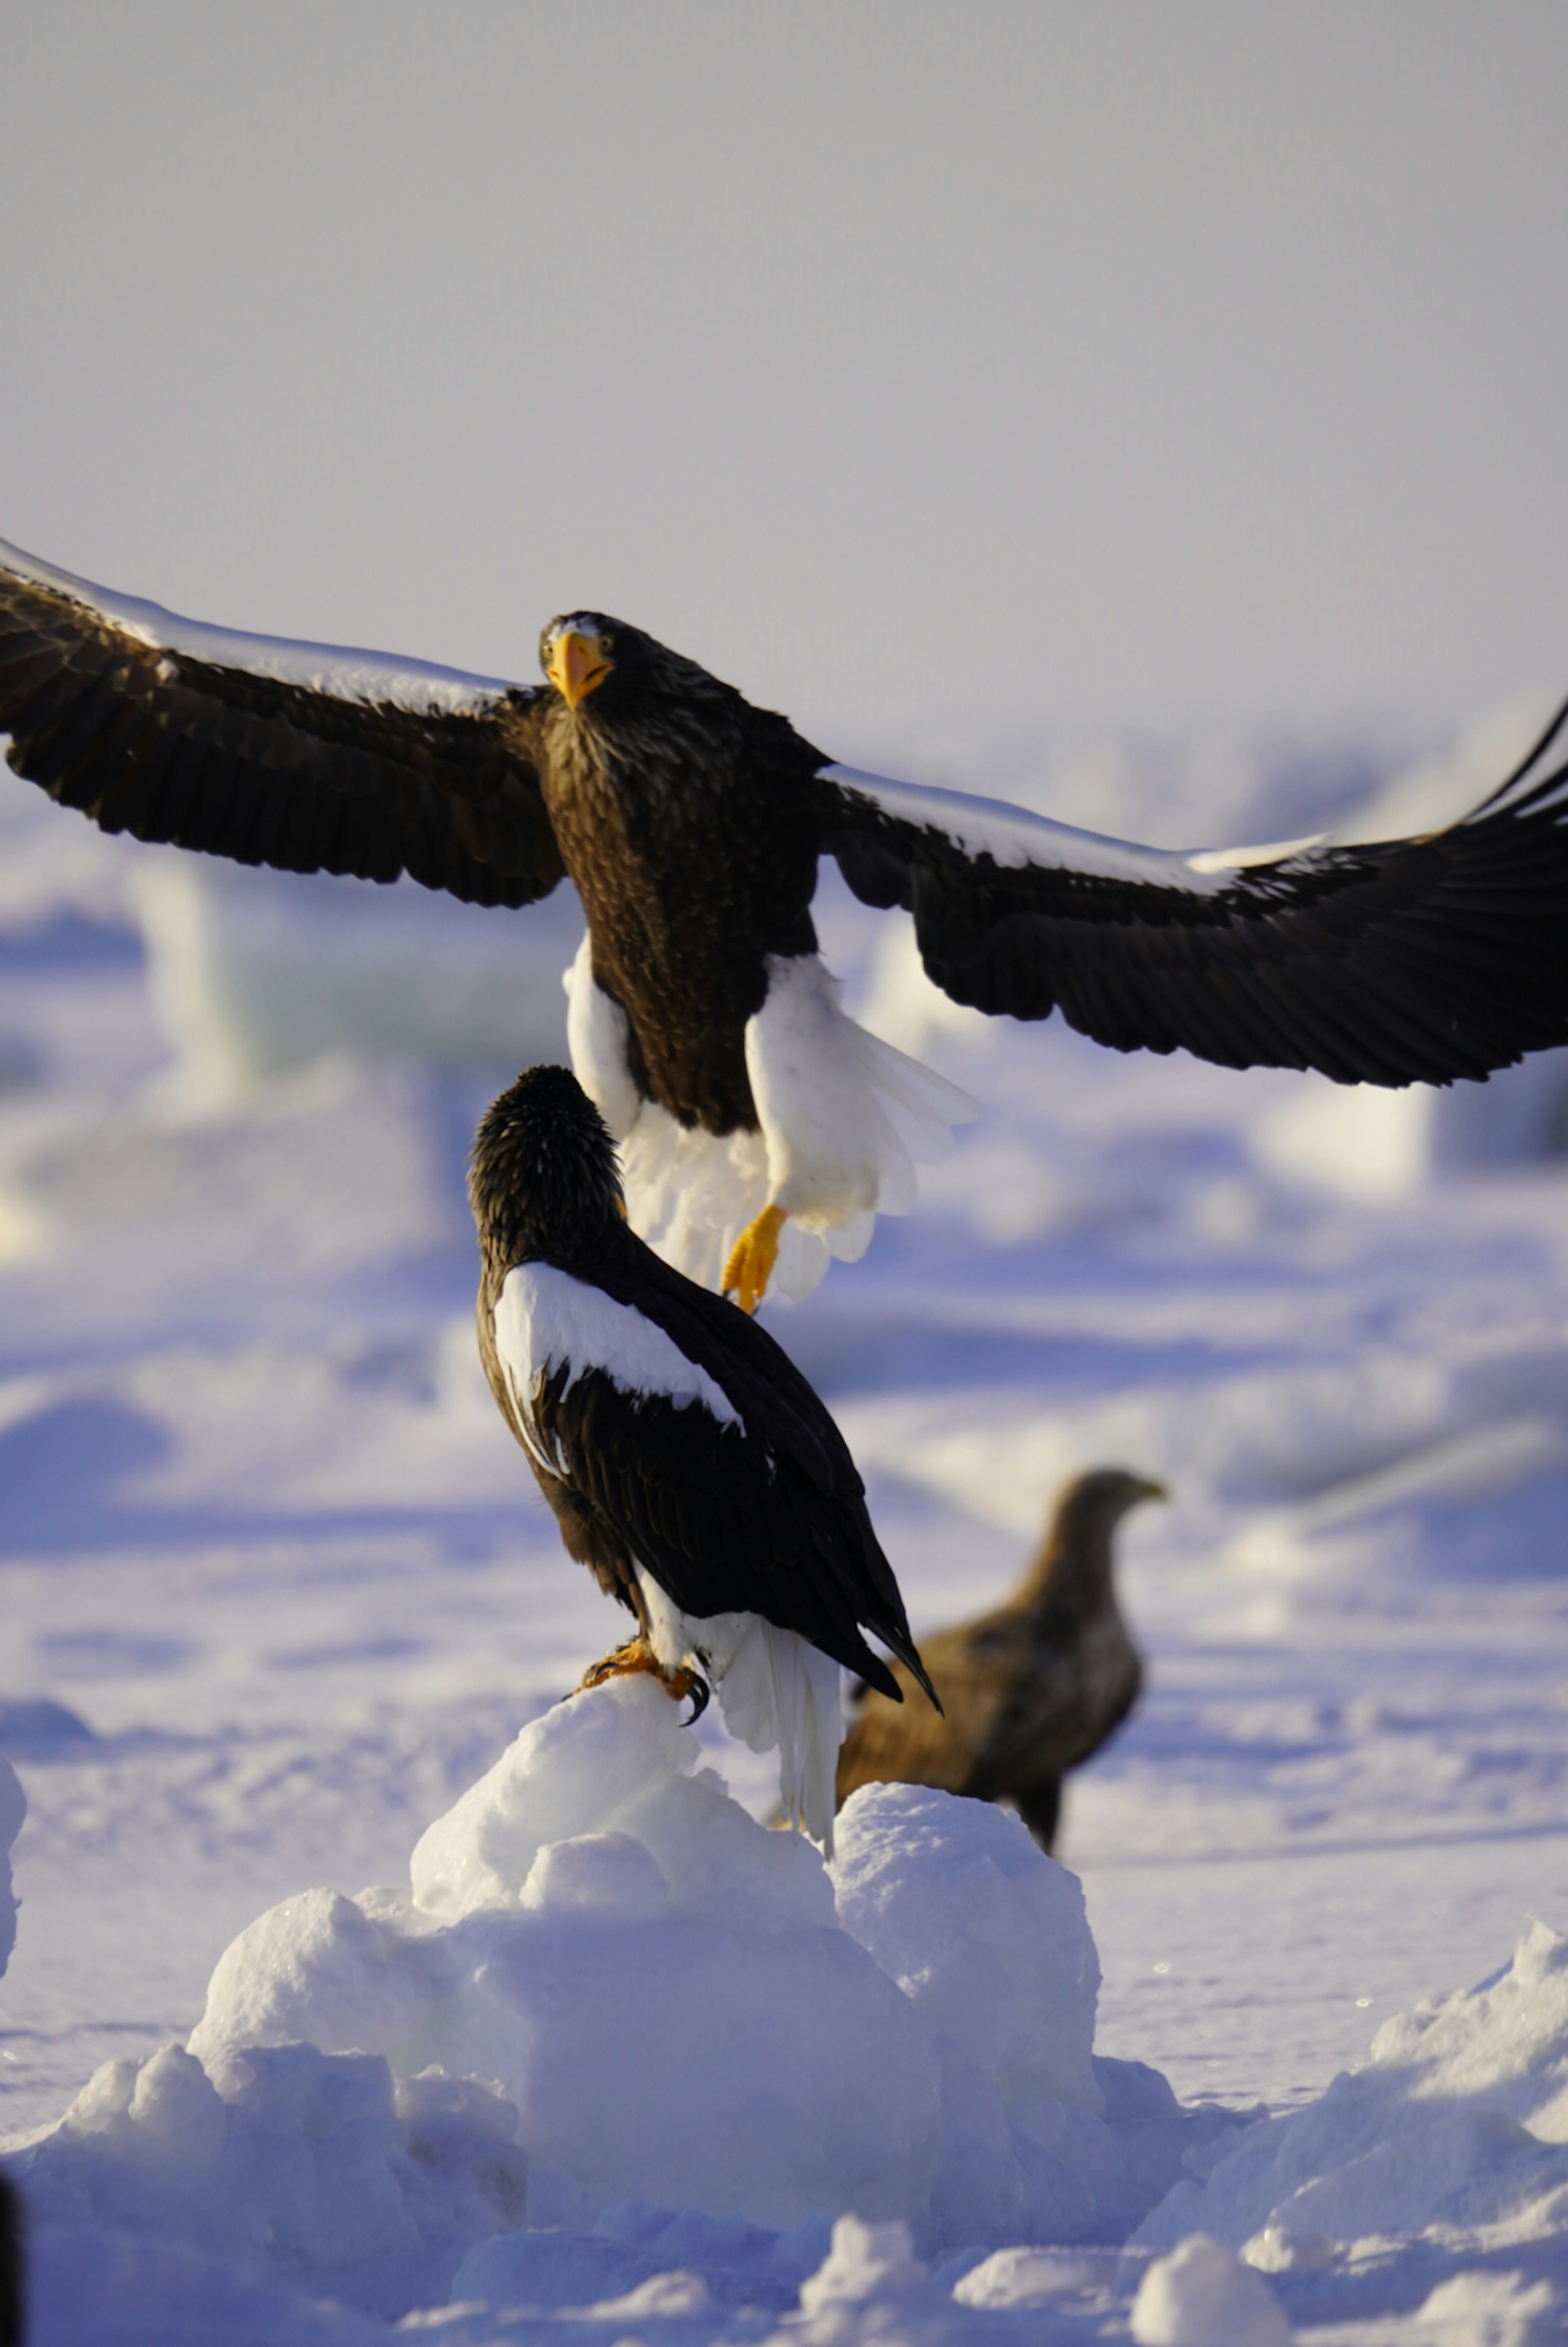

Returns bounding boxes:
[818,705,1568,1087]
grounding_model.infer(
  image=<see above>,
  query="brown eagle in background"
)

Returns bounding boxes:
[835,1468,1164,1852]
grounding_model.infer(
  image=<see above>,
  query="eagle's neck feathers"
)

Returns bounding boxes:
[1011,1510,1121,1626]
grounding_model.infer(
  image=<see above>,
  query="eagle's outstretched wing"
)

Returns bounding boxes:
[0,538,563,907]
[819,706,1568,1087]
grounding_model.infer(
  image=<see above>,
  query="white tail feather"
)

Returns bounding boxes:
[634,1568,846,1850]
[716,1618,845,1852]
[567,941,978,1300]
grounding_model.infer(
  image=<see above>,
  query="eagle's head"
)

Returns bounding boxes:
[1019,1465,1167,1613]
[539,611,728,718]
[470,1063,625,1267]
[1057,1468,1168,1534]
[540,612,656,711]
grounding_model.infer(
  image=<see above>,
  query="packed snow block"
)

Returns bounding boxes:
[1134,1922,1568,2256]
[14,2041,525,2319]
[189,1682,1205,2253]
[187,1890,434,2094]
[831,1784,1102,2108]
[194,1679,940,2234]
[832,1784,1206,2246]
[33,1679,1207,2312]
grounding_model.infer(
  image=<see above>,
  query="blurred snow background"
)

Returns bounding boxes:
[4,711,1568,2120]
[4,709,1568,2341]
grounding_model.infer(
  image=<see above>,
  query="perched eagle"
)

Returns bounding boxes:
[6,536,1568,1306]
[834,1467,1163,1852]
[469,1063,939,1845]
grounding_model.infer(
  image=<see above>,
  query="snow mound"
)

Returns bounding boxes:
[16,2041,524,2320]
[1135,1921,1568,2256]
[1129,2233,1291,2345]
[1407,2269,1563,2345]
[17,1678,1216,2327]
[0,1748,23,1976]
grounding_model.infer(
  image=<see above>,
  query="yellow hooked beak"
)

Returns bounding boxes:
[546,627,612,709]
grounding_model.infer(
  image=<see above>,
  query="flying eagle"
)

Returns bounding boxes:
[5,535,1568,1307]
[469,1062,939,1846]
[834,1467,1163,1852]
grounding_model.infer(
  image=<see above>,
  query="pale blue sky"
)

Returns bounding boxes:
[2,2,1565,752]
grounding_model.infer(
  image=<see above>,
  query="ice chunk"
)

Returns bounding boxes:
[831,1783,1102,2111]
[132,858,583,1101]
[951,2243,1114,2309]
[797,2214,949,2320]
[448,2225,667,2313]
[1411,2270,1561,2345]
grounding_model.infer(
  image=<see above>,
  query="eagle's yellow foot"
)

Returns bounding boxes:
[722,1203,787,1314]
[577,1640,709,1722]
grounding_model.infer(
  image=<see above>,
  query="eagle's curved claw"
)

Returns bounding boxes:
[683,1673,711,1727]
[722,1203,786,1314]
[576,1641,710,1724]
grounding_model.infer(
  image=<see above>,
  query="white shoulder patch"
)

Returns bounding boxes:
[822,763,1326,895]
[494,1261,743,1439]
[0,535,517,718]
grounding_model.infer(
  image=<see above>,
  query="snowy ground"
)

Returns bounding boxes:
[2,714,1568,2341]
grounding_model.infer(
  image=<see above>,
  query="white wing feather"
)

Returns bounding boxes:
[821,762,1327,893]
[0,535,517,718]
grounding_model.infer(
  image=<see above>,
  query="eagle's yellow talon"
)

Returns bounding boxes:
[722,1203,786,1313]
[576,1638,703,1710]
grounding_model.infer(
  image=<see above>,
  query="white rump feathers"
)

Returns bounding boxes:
[565,936,977,1300]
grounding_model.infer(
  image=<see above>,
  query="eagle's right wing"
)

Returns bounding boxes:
[0,537,564,907]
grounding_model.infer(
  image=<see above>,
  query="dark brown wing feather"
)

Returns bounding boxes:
[0,546,564,908]
[822,706,1568,1086]
[532,1362,919,1699]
